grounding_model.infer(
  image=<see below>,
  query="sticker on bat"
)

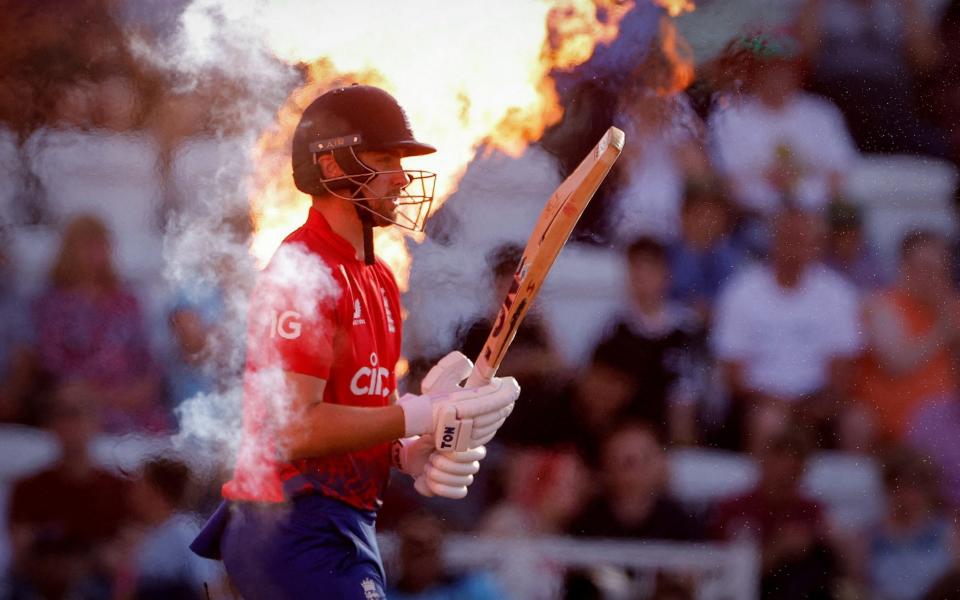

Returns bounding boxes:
[490,298,528,366]
[490,273,521,339]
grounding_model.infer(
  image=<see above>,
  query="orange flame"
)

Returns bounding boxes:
[658,17,695,94]
[248,1,634,289]
[653,0,695,17]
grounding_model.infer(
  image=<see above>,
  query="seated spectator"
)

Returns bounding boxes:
[6,383,132,599]
[709,31,857,217]
[712,209,861,452]
[595,237,709,445]
[165,249,247,408]
[667,179,745,319]
[112,457,222,599]
[456,243,566,447]
[480,449,588,600]
[483,449,589,537]
[860,448,957,600]
[606,31,708,244]
[710,429,840,600]
[32,214,165,432]
[533,343,642,465]
[854,230,960,443]
[929,1,960,166]
[167,281,225,406]
[568,421,702,541]
[799,0,945,156]
[823,199,884,293]
[387,511,506,600]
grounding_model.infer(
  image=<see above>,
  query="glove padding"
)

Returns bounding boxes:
[415,445,487,499]
[431,377,517,451]
[397,355,518,452]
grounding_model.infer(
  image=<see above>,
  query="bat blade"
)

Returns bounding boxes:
[467,126,625,387]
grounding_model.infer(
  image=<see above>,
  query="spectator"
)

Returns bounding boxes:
[532,343,642,465]
[6,383,132,599]
[854,230,960,444]
[929,0,960,165]
[165,246,248,408]
[823,199,884,293]
[481,450,589,600]
[708,31,857,218]
[592,237,708,445]
[712,209,861,452]
[606,21,707,244]
[483,449,589,538]
[859,448,958,600]
[111,458,222,599]
[33,214,165,433]
[569,421,702,541]
[387,511,506,600]
[710,429,840,600]
[565,422,700,600]
[799,0,945,156]
[666,178,745,319]
[456,243,566,447]
[166,281,226,407]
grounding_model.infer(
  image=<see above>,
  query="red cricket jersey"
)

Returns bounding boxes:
[222,208,402,511]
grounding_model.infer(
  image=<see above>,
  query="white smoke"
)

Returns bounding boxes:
[127,1,316,474]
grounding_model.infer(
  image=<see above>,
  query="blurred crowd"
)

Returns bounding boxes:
[4,0,960,599]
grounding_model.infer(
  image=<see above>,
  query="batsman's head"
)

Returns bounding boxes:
[291,85,437,232]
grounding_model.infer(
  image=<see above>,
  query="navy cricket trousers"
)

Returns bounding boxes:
[190,495,387,599]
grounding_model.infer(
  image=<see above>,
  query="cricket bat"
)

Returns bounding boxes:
[426,127,624,460]
[467,126,625,388]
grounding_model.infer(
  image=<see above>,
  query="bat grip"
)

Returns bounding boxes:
[465,361,494,388]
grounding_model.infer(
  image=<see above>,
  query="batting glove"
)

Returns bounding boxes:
[397,353,518,452]
[421,352,517,451]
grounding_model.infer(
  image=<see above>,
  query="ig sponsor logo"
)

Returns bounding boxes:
[269,310,302,340]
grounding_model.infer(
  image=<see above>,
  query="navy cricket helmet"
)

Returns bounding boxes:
[291,84,436,197]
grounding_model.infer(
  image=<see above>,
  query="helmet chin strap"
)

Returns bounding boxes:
[353,190,377,266]
[331,147,379,265]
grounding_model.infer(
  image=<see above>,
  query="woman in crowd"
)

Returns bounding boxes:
[33,213,165,432]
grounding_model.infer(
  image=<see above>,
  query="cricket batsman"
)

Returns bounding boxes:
[190,85,520,598]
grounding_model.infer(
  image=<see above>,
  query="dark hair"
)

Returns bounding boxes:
[682,178,730,213]
[881,446,942,502]
[626,236,668,264]
[827,199,862,233]
[487,243,523,279]
[900,229,945,260]
[763,428,813,461]
[589,335,637,381]
[142,458,192,508]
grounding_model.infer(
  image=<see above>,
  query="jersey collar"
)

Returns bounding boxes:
[305,207,363,263]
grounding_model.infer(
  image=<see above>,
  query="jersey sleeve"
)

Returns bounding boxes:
[247,248,343,380]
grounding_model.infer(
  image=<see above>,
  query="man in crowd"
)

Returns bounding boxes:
[712,208,861,451]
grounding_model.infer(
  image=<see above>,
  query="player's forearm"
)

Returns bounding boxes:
[281,403,406,460]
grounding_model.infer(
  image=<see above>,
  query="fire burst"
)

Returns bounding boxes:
[247,1,634,289]
[653,0,695,17]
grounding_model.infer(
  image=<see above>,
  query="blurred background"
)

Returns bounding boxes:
[3,0,960,598]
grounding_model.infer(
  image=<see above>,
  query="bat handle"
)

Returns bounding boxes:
[465,359,494,388]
